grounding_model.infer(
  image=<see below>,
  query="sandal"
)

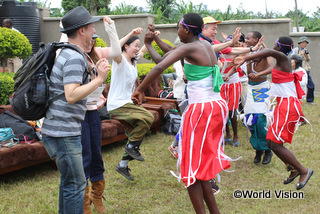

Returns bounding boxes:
[224,137,232,143]
[232,140,239,147]
[284,169,300,184]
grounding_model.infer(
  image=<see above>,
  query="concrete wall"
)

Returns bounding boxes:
[39,8,320,94]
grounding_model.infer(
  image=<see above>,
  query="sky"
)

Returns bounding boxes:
[48,0,319,16]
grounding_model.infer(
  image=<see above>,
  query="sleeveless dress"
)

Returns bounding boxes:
[178,62,232,187]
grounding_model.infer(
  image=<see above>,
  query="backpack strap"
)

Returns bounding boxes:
[53,42,90,82]
[14,49,43,91]
[47,43,91,107]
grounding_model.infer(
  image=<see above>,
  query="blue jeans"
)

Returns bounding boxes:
[306,70,315,103]
[81,110,104,183]
[43,135,86,214]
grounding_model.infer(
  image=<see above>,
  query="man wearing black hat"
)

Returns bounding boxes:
[41,6,110,214]
[292,36,314,104]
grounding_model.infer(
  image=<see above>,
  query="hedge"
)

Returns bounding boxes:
[0,63,175,105]
[105,63,174,83]
[0,72,14,105]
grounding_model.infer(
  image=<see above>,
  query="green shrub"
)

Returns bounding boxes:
[0,73,14,105]
[137,63,174,79]
[95,37,107,47]
[0,27,32,60]
[143,39,174,61]
[105,63,174,84]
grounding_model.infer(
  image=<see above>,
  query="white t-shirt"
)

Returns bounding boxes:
[107,55,138,111]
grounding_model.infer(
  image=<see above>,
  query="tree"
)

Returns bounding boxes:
[172,0,210,23]
[61,0,111,15]
[61,0,81,14]
[111,3,139,15]
[147,0,175,23]
[0,28,32,72]
[50,8,63,17]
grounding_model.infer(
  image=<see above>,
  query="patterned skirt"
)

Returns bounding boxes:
[266,97,303,144]
[179,100,231,187]
[220,82,242,111]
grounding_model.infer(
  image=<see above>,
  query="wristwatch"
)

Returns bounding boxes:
[250,46,253,52]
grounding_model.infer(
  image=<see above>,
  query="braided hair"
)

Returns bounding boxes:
[181,13,203,36]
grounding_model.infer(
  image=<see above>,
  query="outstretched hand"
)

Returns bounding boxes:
[252,35,264,51]
[221,32,228,40]
[131,90,143,105]
[103,16,112,25]
[131,27,143,36]
[233,56,245,69]
[231,27,241,46]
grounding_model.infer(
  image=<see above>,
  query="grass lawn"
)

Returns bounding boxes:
[0,98,319,213]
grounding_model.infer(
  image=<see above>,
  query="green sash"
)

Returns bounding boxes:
[184,64,224,93]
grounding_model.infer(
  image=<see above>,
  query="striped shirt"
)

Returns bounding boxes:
[41,48,89,137]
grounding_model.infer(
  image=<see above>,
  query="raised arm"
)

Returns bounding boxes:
[120,27,143,47]
[102,16,121,58]
[132,45,189,104]
[148,24,173,53]
[144,31,164,64]
[234,48,290,72]
[212,27,241,52]
[229,35,264,55]
[139,44,148,58]
[95,16,121,59]
[113,27,144,63]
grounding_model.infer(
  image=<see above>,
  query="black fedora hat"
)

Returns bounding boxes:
[60,6,100,33]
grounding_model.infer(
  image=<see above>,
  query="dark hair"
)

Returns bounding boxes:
[122,35,139,64]
[239,33,245,42]
[250,31,262,40]
[277,37,294,55]
[122,36,139,52]
[182,13,203,36]
[66,24,89,38]
[88,40,100,72]
[2,18,13,28]
[290,54,303,69]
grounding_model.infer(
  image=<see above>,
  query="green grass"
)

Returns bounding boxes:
[1,98,319,213]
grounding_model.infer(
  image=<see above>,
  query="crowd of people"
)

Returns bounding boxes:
[19,6,314,214]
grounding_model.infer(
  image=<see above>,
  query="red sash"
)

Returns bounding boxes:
[272,68,305,99]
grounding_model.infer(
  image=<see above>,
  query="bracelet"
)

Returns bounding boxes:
[250,46,253,52]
